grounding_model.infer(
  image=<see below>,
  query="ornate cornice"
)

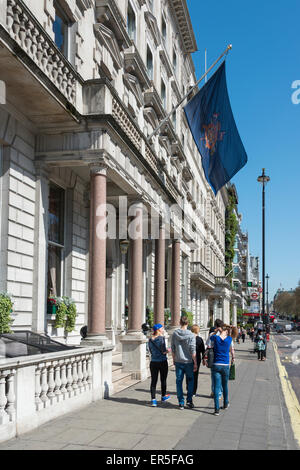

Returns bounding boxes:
[95,0,132,48]
[168,0,198,53]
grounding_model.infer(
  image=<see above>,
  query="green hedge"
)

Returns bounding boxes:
[0,293,14,334]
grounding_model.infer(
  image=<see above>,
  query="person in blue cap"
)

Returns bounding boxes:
[148,323,171,407]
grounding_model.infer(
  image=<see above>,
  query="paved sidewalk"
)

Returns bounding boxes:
[0,338,299,450]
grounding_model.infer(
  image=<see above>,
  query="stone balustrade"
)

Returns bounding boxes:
[0,345,113,443]
[5,0,78,105]
[191,262,215,288]
[0,368,16,427]
[215,276,231,288]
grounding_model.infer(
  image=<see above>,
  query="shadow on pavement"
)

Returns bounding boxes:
[108,396,182,410]
[108,396,215,414]
[134,389,213,400]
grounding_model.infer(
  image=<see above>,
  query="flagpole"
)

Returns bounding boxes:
[147,44,232,143]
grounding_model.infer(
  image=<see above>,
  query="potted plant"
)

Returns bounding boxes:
[0,293,14,334]
[63,296,77,333]
[53,296,77,333]
[54,297,68,330]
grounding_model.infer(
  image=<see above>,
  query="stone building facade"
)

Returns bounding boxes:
[0,0,231,375]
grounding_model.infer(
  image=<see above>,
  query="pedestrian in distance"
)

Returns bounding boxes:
[241,327,246,343]
[236,327,241,344]
[256,331,266,361]
[186,325,205,397]
[210,325,235,416]
[148,324,171,407]
[204,319,224,399]
[171,316,197,410]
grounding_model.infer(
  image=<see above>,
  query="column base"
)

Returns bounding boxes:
[120,332,148,381]
[81,334,111,347]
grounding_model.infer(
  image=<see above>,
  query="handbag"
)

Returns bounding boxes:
[206,348,214,369]
[229,363,236,380]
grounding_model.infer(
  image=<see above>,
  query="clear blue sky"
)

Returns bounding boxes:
[187,0,300,301]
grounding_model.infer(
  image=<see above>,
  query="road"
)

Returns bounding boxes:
[272,327,300,406]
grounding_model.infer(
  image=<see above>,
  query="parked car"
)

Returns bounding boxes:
[276,324,284,334]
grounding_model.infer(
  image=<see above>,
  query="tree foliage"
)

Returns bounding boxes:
[225,188,239,281]
[274,282,300,318]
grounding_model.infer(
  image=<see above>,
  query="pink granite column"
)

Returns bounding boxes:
[154,225,165,325]
[170,240,181,328]
[87,164,107,340]
[128,203,143,333]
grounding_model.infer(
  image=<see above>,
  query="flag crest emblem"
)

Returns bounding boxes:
[184,62,248,194]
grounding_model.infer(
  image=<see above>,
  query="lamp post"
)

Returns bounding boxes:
[257,169,270,325]
[266,274,270,322]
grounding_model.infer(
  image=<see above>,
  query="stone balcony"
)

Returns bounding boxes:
[0,0,83,127]
[215,276,231,289]
[191,262,215,290]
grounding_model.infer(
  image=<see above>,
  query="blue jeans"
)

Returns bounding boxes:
[211,368,223,397]
[211,365,230,411]
[175,362,194,404]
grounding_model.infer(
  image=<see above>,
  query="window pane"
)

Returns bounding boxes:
[147,47,153,80]
[161,80,166,109]
[127,4,136,41]
[162,17,167,43]
[48,245,62,297]
[48,184,65,245]
[53,3,68,56]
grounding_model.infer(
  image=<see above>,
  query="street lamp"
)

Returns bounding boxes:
[266,274,270,321]
[257,169,270,325]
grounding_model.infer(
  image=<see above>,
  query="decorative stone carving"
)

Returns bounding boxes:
[123,73,144,107]
[144,11,161,47]
[94,23,123,71]
[6,0,77,105]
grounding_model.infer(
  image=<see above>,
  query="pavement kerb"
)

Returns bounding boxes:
[272,337,300,447]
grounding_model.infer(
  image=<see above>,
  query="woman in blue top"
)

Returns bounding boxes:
[148,324,171,407]
[211,325,235,416]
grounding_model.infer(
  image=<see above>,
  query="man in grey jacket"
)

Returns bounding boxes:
[171,316,197,409]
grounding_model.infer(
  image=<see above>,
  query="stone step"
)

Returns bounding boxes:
[112,378,141,395]
[112,370,133,385]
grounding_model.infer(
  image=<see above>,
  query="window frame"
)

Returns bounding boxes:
[53,1,71,59]
[161,14,167,45]
[161,78,166,109]
[146,45,153,81]
[127,2,137,43]
[47,182,66,299]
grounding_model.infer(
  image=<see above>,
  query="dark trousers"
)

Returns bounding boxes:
[242,334,246,343]
[186,365,200,395]
[150,361,168,399]
[257,350,264,360]
[193,365,200,395]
